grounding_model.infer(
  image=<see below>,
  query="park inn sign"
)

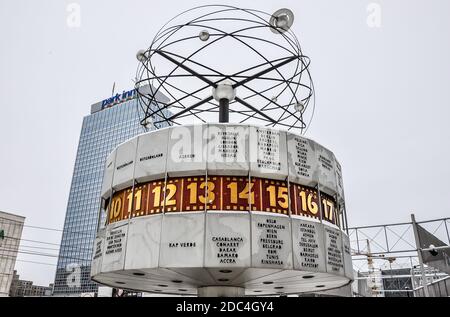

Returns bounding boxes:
[101,89,137,110]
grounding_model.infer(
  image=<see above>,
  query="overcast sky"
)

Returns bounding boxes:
[1,0,449,286]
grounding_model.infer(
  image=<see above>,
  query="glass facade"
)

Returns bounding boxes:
[53,97,169,295]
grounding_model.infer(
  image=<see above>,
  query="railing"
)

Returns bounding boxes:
[414,276,450,297]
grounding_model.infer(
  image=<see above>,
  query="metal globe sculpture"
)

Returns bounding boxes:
[135,5,314,133]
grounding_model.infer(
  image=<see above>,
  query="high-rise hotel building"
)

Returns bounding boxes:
[53,87,169,295]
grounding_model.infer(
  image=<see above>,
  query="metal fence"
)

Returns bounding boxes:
[349,216,450,297]
[414,276,450,297]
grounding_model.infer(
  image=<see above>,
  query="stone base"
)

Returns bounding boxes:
[198,286,245,297]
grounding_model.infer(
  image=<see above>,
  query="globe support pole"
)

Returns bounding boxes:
[198,286,245,297]
[219,98,229,123]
